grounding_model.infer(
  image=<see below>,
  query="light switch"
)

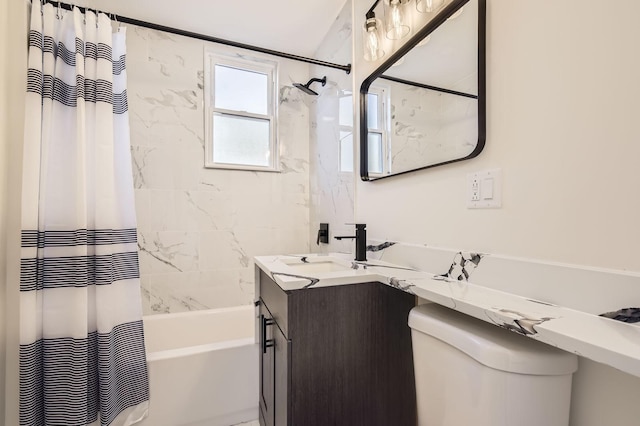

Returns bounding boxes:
[482,178,494,199]
[467,169,502,209]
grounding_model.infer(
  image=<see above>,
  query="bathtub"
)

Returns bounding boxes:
[139,306,259,426]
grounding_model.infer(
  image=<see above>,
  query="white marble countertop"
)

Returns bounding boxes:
[254,252,640,378]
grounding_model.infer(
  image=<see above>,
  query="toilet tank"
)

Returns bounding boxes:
[408,303,578,426]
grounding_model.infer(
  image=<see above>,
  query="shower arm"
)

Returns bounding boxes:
[306,78,326,86]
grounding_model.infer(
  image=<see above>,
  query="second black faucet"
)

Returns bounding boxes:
[334,223,367,262]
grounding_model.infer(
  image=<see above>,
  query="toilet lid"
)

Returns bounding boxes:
[408,303,578,375]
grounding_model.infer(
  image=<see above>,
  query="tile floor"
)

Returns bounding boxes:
[230,420,259,426]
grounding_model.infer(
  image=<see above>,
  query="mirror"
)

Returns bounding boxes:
[360,0,486,181]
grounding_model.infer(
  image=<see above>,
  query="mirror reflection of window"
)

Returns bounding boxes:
[367,134,384,174]
[366,86,390,175]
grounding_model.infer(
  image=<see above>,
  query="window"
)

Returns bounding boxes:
[204,51,278,171]
[366,85,389,175]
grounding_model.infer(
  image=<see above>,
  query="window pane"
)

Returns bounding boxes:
[339,94,353,127]
[367,93,379,130]
[340,131,353,172]
[213,113,271,167]
[368,132,383,174]
[215,65,268,115]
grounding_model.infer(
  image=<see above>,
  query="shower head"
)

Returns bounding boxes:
[293,76,327,96]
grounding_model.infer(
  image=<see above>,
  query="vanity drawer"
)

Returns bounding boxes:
[259,269,289,337]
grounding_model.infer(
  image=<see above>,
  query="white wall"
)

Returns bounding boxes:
[352,0,640,424]
[0,2,9,419]
[1,0,28,423]
[0,1,8,418]
[355,0,640,271]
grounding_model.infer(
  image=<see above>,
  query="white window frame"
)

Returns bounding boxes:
[204,50,279,172]
[367,84,390,177]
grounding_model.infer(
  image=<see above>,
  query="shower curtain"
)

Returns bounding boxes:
[20,3,149,425]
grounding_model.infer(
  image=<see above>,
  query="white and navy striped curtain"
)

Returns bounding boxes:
[20,3,149,425]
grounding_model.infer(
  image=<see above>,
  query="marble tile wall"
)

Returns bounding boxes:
[309,1,356,255]
[126,26,311,314]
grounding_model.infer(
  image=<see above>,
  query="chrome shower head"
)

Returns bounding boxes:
[293,76,327,96]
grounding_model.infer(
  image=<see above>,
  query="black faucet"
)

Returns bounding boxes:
[334,223,367,261]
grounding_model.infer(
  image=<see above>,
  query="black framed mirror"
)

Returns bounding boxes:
[360,0,486,181]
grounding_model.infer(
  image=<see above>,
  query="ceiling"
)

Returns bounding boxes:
[70,0,349,57]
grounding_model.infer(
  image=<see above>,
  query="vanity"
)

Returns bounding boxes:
[255,265,417,426]
[255,248,640,426]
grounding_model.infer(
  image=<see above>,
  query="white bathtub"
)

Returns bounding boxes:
[139,306,259,426]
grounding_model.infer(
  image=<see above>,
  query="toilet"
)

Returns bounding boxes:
[408,303,578,426]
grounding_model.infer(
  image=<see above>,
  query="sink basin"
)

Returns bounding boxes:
[282,258,355,275]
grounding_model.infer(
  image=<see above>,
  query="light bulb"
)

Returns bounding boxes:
[363,15,384,61]
[366,31,381,60]
[367,31,380,57]
[417,0,444,13]
[391,2,402,27]
[385,0,410,40]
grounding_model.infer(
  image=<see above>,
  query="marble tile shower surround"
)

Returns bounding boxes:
[126,26,311,314]
[309,2,356,256]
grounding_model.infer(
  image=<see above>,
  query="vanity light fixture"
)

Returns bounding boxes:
[384,0,411,40]
[416,0,444,13]
[363,0,412,61]
[363,10,385,61]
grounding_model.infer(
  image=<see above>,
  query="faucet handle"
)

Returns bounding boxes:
[345,223,366,229]
[317,223,329,245]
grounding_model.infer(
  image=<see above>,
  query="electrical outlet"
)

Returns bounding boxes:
[471,177,480,201]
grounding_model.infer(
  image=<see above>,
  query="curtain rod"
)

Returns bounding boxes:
[40,0,352,74]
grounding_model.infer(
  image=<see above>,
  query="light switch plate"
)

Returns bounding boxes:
[467,169,502,209]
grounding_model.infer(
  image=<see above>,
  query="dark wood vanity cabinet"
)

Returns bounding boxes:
[257,270,417,426]
[258,297,289,426]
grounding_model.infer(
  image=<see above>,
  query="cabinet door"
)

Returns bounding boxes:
[273,322,290,426]
[259,302,275,426]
